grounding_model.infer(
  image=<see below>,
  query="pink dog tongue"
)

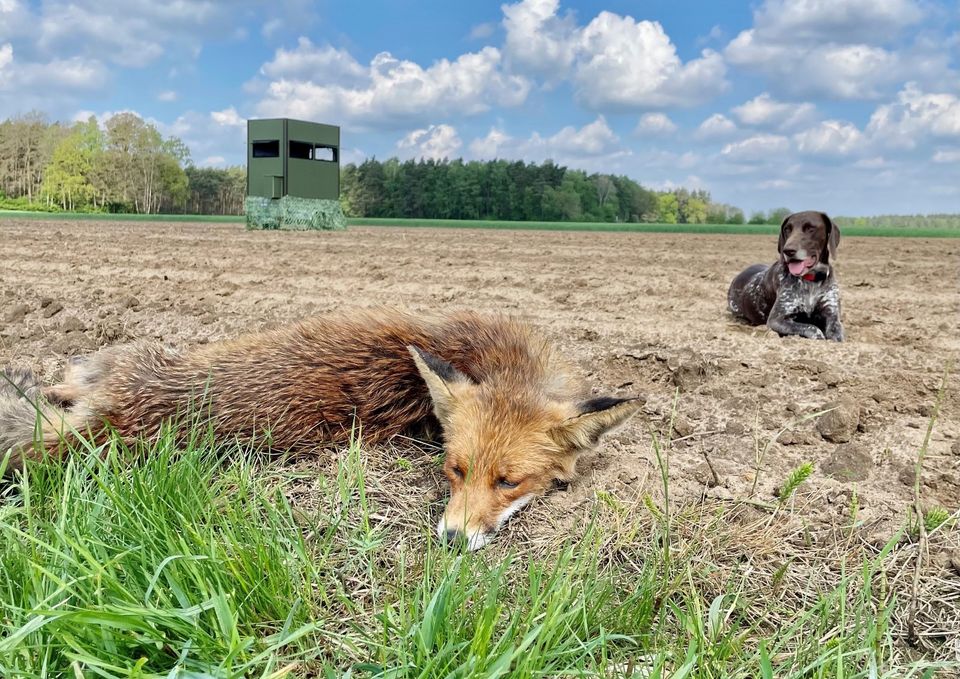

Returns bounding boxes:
[788,257,815,276]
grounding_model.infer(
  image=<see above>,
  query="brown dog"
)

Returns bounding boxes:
[727,210,843,341]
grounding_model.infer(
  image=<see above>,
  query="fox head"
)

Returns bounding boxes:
[408,345,642,550]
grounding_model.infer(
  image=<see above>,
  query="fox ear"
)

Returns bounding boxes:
[550,396,644,452]
[407,346,474,425]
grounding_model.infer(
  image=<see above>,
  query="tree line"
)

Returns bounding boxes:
[3,112,958,228]
[0,112,740,222]
[341,157,747,224]
[831,213,960,229]
[0,112,244,215]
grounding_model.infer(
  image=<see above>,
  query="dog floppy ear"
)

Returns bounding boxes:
[407,346,474,426]
[821,212,840,264]
[777,214,791,254]
[549,396,644,452]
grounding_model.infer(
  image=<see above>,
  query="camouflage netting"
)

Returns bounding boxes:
[245,196,347,231]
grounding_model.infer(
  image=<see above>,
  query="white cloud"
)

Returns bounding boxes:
[866,83,960,149]
[645,174,706,191]
[793,120,866,156]
[254,44,531,129]
[3,1,317,73]
[542,115,619,154]
[0,55,106,93]
[697,25,726,46]
[468,116,626,169]
[639,149,701,171]
[468,128,512,158]
[747,0,924,42]
[726,34,908,100]
[757,178,792,190]
[152,109,248,167]
[35,1,221,68]
[854,156,886,168]
[201,155,227,167]
[468,22,496,40]
[634,112,677,136]
[0,0,30,42]
[574,12,726,109]
[723,0,947,100]
[0,42,11,71]
[501,0,578,80]
[932,149,960,164]
[695,113,737,139]
[210,107,245,127]
[397,124,462,160]
[340,147,367,165]
[262,18,283,39]
[721,133,790,161]
[501,0,727,108]
[258,37,366,87]
[157,90,177,102]
[731,93,817,130]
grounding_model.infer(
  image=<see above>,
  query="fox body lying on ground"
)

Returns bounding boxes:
[1,309,641,550]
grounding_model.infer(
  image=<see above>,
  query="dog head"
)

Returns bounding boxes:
[778,211,840,278]
[408,346,642,550]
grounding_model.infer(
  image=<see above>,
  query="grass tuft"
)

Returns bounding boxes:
[0,426,956,677]
[778,462,814,504]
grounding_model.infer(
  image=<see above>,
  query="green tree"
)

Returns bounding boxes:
[658,193,678,223]
[41,118,101,211]
[727,208,745,224]
[683,197,708,224]
[767,207,792,224]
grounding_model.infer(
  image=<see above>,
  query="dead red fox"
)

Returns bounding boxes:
[1,309,641,549]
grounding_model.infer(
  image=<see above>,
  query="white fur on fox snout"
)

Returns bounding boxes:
[437,492,535,551]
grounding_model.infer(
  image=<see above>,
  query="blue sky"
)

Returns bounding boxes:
[0,0,958,215]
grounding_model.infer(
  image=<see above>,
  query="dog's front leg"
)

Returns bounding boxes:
[823,317,844,342]
[767,309,826,340]
[818,296,844,342]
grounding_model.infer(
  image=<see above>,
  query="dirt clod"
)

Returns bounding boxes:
[42,300,64,318]
[816,397,860,443]
[61,316,86,333]
[725,420,746,435]
[820,443,872,482]
[6,304,29,323]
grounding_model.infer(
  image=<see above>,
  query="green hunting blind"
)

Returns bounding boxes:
[244,118,347,230]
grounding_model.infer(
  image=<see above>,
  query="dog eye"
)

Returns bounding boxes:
[498,477,519,490]
[802,223,813,232]
[452,467,465,479]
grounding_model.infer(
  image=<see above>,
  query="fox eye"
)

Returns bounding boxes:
[497,477,519,490]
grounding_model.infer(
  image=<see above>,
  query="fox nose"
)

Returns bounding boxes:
[444,529,461,543]
[782,247,797,258]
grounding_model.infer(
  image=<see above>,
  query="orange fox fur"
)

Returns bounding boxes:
[1,309,641,548]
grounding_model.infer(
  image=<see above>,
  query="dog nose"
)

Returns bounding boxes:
[782,247,797,258]
[444,529,460,543]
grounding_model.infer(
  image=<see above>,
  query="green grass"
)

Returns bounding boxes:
[0,429,952,678]
[349,217,960,238]
[0,209,245,223]
[3,210,959,237]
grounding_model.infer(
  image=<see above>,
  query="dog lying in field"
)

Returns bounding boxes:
[727,210,844,341]
[1,310,641,550]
